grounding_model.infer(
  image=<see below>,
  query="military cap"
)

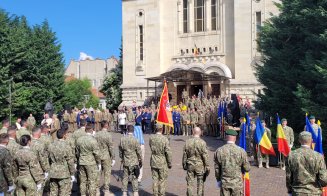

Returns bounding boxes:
[299,131,312,141]
[309,115,315,119]
[281,118,287,122]
[226,129,238,136]
[156,123,163,129]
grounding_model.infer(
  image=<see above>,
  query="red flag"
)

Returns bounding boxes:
[244,172,250,196]
[277,116,290,157]
[156,80,173,127]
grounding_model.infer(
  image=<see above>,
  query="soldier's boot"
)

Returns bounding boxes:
[258,161,263,168]
[265,161,270,169]
[122,191,128,196]
[133,192,139,196]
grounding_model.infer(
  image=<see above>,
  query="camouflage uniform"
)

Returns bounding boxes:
[119,134,142,193]
[94,128,115,191]
[95,110,103,131]
[304,123,322,139]
[182,137,209,196]
[16,127,30,142]
[50,117,61,140]
[0,127,8,135]
[69,112,77,132]
[113,112,118,132]
[211,110,218,137]
[27,116,36,131]
[0,145,14,193]
[286,146,327,195]
[127,111,136,125]
[7,138,20,180]
[248,122,256,158]
[257,127,271,167]
[13,147,44,195]
[149,133,172,196]
[76,133,101,196]
[181,111,190,136]
[283,126,294,147]
[190,112,198,135]
[214,142,251,196]
[39,133,52,152]
[72,127,86,143]
[205,112,212,136]
[197,111,205,135]
[48,139,75,195]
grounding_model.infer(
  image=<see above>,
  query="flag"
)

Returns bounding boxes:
[156,80,173,127]
[276,115,290,157]
[314,120,323,154]
[194,44,199,56]
[254,117,276,156]
[305,114,318,143]
[239,118,247,150]
[238,118,250,196]
[245,113,251,135]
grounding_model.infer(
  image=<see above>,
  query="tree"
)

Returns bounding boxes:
[256,0,327,144]
[101,43,123,110]
[61,78,99,109]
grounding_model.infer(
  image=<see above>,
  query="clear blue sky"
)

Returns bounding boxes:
[0,0,122,65]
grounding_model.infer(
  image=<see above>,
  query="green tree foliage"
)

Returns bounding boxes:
[61,78,99,109]
[256,0,327,145]
[101,44,122,110]
[0,9,65,121]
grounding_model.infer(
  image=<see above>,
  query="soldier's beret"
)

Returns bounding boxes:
[299,131,312,141]
[309,115,315,119]
[226,129,238,136]
[281,118,287,122]
[156,123,163,129]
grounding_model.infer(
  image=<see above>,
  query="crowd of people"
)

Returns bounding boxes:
[0,92,327,195]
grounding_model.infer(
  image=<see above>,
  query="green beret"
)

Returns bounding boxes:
[281,118,287,122]
[299,131,312,141]
[309,115,315,119]
[226,129,238,136]
[156,123,163,129]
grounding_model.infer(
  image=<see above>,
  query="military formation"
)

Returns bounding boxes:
[0,91,327,195]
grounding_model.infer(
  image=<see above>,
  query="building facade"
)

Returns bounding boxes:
[65,57,118,109]
[121,0,280,106]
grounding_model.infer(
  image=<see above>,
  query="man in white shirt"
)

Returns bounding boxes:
[41,113,53,127]
[118,109,127,135]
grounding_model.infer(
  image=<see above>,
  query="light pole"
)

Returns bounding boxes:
[7,78,13,125]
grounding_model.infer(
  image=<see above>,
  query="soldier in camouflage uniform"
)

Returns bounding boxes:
[214,129,251,196]
[95,120,115,193]
[257,121,271,168]
[31,126,50,195]
[69,109,78,132]
[72,119,87,143]
[127,107,136,125]
[181,110,190,136]
[197,110,205,136]
[95,109,103,132]
[0,119,9,134]
[304,115,322,139]
[205,111,212,136]
[7,126,20,157]
[39,125,52,152]
[190,109,198,135]
[286,131,327,195]
[149,123,172,196]
[211,108,218,137]
[0,133,15,195]
[182,127,210,196]
[76,124,101,196]
[50,114,61,140]
[13,135,44,195]
[113,110,118,132]
[48,126,75,195]
[16,120,30,142]
[27,114,36,131]
[281,118,294,170]
[119,125,142,196]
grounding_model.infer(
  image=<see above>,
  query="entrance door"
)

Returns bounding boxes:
[177,85,186,104]
[211,84,220,97]
[190,85,203,98]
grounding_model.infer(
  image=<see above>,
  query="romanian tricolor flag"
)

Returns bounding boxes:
[276,115,290,157]
[156,80,173,127]
[254,117,276,156]
[305,114,318,149]
[314,120,323,155]
[238,119,250,196]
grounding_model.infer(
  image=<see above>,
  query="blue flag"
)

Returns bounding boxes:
[305,115,318,143]
[239,121,247,151]
[223,102,228,118]
[314,126,323,154]
[245,113,251,135]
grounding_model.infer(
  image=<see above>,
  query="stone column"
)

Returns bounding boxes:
[178,0,183,34]
[189,0,194,33]
[206,0,211,31]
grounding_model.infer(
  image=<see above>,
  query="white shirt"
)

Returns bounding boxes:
[41,118,53,127]
[16,122,21,130]
[118,113,127,125]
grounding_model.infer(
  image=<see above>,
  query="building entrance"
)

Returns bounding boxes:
[190,85,203,98]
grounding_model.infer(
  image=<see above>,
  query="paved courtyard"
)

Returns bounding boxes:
[105,132,287,196]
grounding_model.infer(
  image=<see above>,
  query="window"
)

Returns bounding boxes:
[194,0,205,32]
[211,0,217,30]
[139,25,144,61]
[256,12,262,38]
[183,0,188,33]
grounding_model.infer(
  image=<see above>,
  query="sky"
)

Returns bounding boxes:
[0,0,122,65]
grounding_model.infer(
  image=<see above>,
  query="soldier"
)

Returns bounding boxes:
[211,108,218,137]
[257,121,271,168]
[119,125,142,196]
[151,101,156,112]
[181,110,190,136]
[50,114,61,140]
[190,109,198,135]
[149,123,172,196]
[0,133,15,195]
[304,115,322,139]
[48,126,75,195]
[31,127,50,194]
[62,110,70,127]
[286,131,327,195]
[16,120,30,142]
[72,119,87,143]
[197,110,205,136]
[7,126,20,157]
[69,109,78,131]
[113,110,118,132]
[39,125,52,151]
[249,119,256,162]
[214,129,251,195]
[94,120,115,194]
[182,127,210,196]
[173,108,181,136]
[127,107,136,125]
[76,124,101,196]
[281,118,294,170]
[13,135,44,195]
[95,109,103,132]
[0,119,9,134]
[182,88,188,104]
[189,98,195,110]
